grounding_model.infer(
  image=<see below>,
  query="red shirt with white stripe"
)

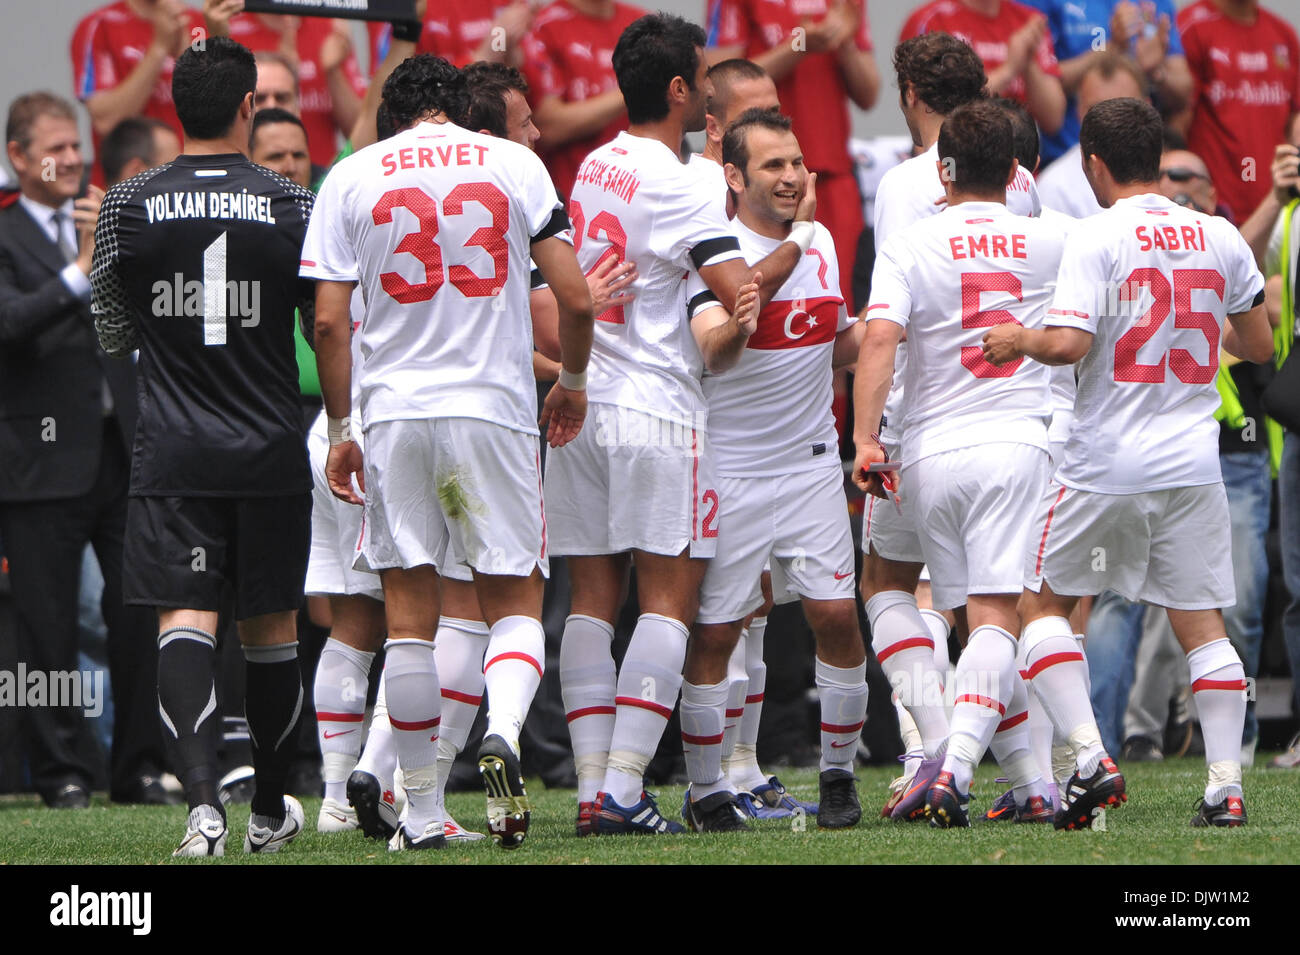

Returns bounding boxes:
[699,219,851,477]
[223,14,367,168]
[70,1,206,180]
[704,0,874,176]
[899,0,1060,107]
[520,0,646,198]
[1178,0,1300,221]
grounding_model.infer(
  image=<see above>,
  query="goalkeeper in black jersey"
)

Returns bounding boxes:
[91,36,316,857]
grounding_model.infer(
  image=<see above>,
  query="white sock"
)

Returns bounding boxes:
[1016,640,1054,788]
[988,673,1047,804]
[816,657,868,772]
[1023,616,1105,777]
[433,617,488,805]
[894,694,924,782]
[383,639,442,836]
[483,615,545,756]
[681,680,731,798]
[867,591,948,757]
[728,616,768,793]
[720,630,749,769]
[355,669,397,789]
[559,614,616,804]
[919,608,952,679]
[1187,637,1247,805]
[941,625,1018,794]
[314,638,375,804]
[602,613,687,806]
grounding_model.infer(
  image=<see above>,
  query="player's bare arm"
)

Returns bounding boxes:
[691,273,761,374]
[982,323,1092,367]
[831,316,865,370]
[1023,59,1066,136]
[532,90,627,149]
[1223,300,1274,364]
[532,233,594,448]
[833,3,879,112]
[313,278,364,506]
[529,288,561,361]
[850,318,902,496]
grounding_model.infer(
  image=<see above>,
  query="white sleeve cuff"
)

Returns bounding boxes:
[60,263,91,299]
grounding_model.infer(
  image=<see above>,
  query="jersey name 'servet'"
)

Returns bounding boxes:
[570,131,743,429]
[91,153,314,498]
[872,142,1041,444]
[868,202,1064,465]
[1045,193,1265,493]
[300,120,566,436]
[698,219,852,476]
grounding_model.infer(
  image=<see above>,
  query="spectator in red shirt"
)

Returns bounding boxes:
[520,0,647,199]
[202,0,365,168]
[1175,0,1300,222]
[367,0,533,70]
[901,0,1066,136]
[705,0,879,309]
[71,0,205,184]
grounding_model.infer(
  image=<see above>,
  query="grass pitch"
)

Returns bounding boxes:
[1,757,1295,865]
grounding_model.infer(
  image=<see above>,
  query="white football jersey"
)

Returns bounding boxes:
[867,201,1064,464]
[300,120,565,435]
[696,220,852,477]
[872,143,1042,443]
[570,132,744,429]
[687,152,728,222]
[1047,193,1265,493]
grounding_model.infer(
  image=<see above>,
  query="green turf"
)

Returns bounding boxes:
[1,758,1295,864]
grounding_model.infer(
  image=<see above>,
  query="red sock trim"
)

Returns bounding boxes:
[1191,678,1248,692]
[876,635,935,663]
[440,689,483,705]
[485,651,543,678]
[681,731,725,745]
[565,705,616,723]
[956,693,1006,716]
[388,715,441,731]
[996,710,1029,733]
[316,711,365,723]
[1025,650,1084,679]
[821,720,865,733]
[615,695,673,719]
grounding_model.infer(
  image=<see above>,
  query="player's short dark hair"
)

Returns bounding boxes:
[722,108,793,183]
[938,100,1015,195]
[376,101,396,142]
[893,32,986,116]
[459,62,530,137]
[5,91,78,152]
[172,36,258,140]
[1080,97,1162,185]
[706,58,768,121]
[612,13,707,125]
[250,107,306,147]
[382,54,467,132]
[100,116,173,185]
[991,96,1038,174]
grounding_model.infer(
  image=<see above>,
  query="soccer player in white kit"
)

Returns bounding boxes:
[982,97,1274,829]
[303,55,594,850]
[546,13,805,836]
[856,100,1066,828]
[864,32,1042,822]
[680,109,867,832]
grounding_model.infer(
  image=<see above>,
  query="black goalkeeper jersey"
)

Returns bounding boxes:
[91,153,315,497]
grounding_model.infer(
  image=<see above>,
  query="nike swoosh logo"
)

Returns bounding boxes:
[833,570,853,580]
[830,740,855,748]
[323,730,355,739]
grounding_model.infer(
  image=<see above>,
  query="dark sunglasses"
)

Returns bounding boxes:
[1160,166,1210,183]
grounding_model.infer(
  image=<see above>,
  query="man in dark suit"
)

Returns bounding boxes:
[0,91,168,807]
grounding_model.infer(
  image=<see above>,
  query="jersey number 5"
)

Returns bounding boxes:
[961,271,1023,378]
[371,184,510,303]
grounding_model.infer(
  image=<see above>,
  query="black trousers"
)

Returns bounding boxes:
[0,417,165,799]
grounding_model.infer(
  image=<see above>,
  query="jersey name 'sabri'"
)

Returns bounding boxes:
[143,190,277,225]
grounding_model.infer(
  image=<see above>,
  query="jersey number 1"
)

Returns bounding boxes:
[372,184,511,303]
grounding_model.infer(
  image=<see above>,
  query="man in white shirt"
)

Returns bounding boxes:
[856,99,1066,827]
[983,97,1273,830]
[303,54,594,850]
[680,109,867,832]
